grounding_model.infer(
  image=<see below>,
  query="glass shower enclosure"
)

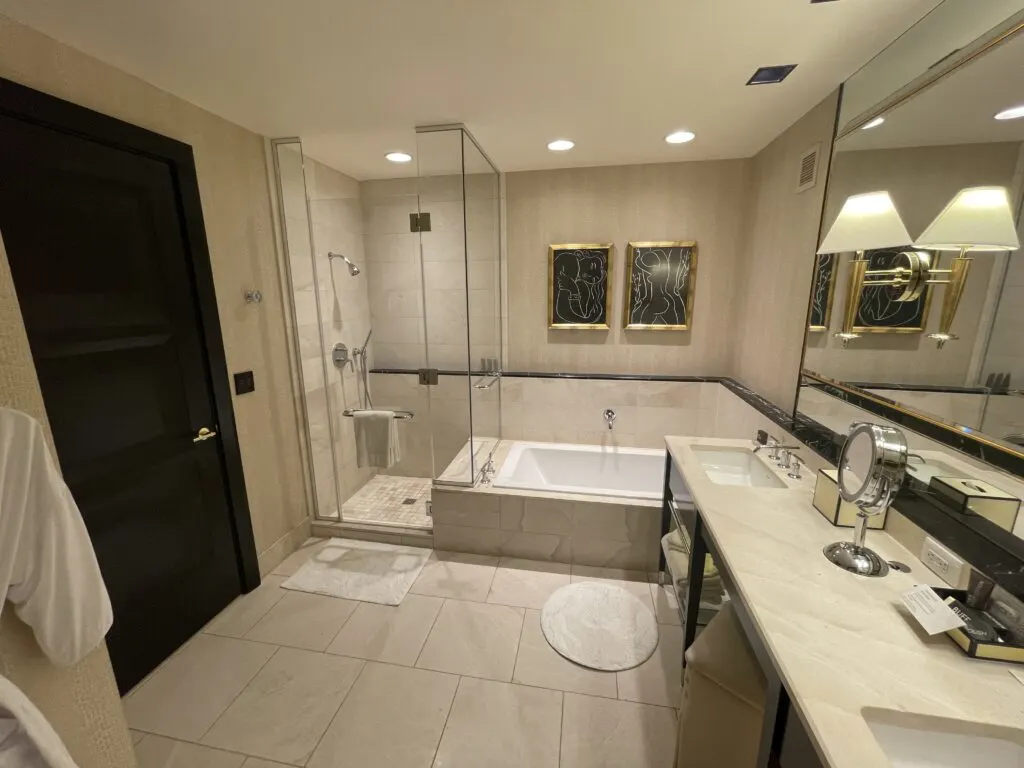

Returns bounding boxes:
[413,125,503,486]
[271,125,502,526]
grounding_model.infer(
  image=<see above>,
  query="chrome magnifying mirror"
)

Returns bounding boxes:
[823,423,908,577]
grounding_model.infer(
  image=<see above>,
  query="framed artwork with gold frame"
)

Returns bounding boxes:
[850,246,933,333]
[808,252,838,331]
[548,243,613,329]
[623,241,697,330]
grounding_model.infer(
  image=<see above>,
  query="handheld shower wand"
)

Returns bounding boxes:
[327,252,361,276]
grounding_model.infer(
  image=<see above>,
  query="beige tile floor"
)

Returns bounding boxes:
[127,542,681,768]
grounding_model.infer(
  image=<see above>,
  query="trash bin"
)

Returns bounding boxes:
[676,601,767,768]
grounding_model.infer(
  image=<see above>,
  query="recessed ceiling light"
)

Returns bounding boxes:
[995,105,1024,121]
[861,116,885,130]
[547,139,575,151]
[665,130,696,144]
[746,65,798,85]
[385,151,412,163]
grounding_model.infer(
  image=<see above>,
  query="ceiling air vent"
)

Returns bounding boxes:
[796,143,821,193]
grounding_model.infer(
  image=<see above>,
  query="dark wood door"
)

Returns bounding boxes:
[0,108,245,692]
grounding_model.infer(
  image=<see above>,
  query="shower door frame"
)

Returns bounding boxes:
[270,137,344,522]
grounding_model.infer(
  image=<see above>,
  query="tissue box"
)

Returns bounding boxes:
[929,476,1020,533]
[812,469,886,529]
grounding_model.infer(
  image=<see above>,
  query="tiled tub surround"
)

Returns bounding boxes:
[430,438,661,570]
[369,371,831,457]
[432,478,662,571]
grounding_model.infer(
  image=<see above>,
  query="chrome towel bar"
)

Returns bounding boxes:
[342,408,414,420]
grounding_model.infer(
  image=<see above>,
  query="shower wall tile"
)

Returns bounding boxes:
[361,175,500,374]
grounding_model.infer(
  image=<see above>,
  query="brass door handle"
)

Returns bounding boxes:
[193,427,218,443]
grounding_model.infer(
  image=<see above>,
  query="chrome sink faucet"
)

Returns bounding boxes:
[603,409,617,430]
[752,430,800,463]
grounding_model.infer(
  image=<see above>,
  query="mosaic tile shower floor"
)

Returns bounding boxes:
[341,475,433,530]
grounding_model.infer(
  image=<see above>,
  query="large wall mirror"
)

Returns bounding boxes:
[797,3,1024,546]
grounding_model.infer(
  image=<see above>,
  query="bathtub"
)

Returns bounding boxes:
[492,441,665,500]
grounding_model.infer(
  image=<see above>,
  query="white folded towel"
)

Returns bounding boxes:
[354,410,401,469]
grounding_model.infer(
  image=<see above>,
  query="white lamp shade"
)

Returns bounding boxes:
[817,191,913,254]
[916,186,1020,252]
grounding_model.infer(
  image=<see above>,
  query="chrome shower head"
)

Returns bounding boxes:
[327,252,361,276]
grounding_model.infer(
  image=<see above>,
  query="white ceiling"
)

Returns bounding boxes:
[0,0,942,179]
[839,30,1024,152]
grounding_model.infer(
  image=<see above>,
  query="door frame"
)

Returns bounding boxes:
[0,76,260,591]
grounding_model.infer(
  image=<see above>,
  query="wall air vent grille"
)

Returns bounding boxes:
[796,143,821,193]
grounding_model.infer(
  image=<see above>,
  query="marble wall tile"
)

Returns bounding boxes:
[433,524,505,556]
[432,488,500,528]
[634,405,699,448]
[570,537,659,571]
[498,531,573,562]
[576,430,637,448]
[499,496,574,535]
[572,503,660,544]
[636,381,701,408]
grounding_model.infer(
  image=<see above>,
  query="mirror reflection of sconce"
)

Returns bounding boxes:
[914,187,1019,348]
[816,191,914,348]
[817,188,1020,349]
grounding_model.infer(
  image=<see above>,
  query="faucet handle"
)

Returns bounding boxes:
[787,453,806,480]
[603,408,617,430]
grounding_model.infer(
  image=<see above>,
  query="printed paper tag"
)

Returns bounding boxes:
[900,584,966,635]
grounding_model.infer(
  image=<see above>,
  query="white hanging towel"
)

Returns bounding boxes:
[0,675,78,768]
[353,410,400,469]
[0,408,113,665]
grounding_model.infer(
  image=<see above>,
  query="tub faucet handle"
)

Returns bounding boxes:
[603,409,617,430]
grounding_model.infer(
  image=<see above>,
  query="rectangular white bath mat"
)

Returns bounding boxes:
[282,538,431,606]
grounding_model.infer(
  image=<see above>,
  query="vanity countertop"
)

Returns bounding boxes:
[665,435,1024,768]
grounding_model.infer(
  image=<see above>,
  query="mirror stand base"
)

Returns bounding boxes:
[823,541,890,577]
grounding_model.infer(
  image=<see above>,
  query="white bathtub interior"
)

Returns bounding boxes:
[492,441,665,499]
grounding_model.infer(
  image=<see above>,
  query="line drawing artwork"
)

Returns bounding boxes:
[809,252,837,329]
[629,247,687,325]
[624,243,696,329]
[552,248,608,326]
[855,247,929,331]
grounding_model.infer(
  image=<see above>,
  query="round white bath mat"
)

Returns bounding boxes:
[540,582,659,671]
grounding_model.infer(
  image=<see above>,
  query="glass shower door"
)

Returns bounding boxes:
[415,127,473,484]
[462,131,502,474]
[414,125,502,485]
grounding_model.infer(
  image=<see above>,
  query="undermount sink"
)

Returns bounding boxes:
[864,708,1024,767]
[692,446,787,489]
